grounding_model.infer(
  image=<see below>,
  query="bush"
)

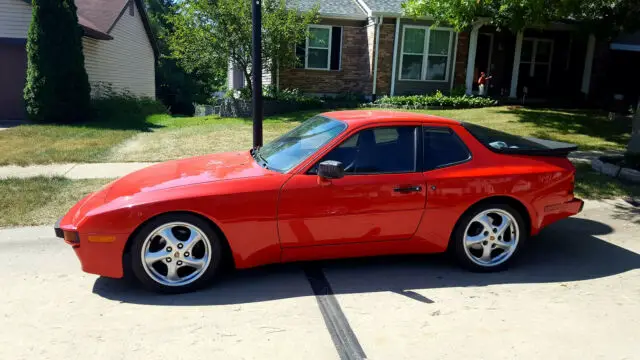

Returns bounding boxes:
[91,84,167,127]
[264,87,323,107]
[373,91,497,109]
[24,0,91,123]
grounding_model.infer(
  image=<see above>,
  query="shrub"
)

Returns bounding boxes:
[24,0,91,123]
[91,84,167,128]
[264,87,324,107]
[373,91,497,109]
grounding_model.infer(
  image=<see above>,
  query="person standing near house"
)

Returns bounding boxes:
[478,72,492,96]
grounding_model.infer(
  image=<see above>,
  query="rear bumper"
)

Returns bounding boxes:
[539,198,584,230]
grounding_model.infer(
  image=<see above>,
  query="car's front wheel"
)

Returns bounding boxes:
[130,213,222,293]
[452,203,527,272]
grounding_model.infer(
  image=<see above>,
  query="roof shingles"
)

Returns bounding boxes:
[292,0,367,17]
[362,0,404,14]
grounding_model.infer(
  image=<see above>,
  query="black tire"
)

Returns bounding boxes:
[130,213,223,294]
[451,203,527,272]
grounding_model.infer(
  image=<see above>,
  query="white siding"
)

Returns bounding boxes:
[83,2,155,98]
[0,0,31,39]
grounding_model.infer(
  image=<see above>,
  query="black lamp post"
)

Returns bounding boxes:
[251,0,263,148]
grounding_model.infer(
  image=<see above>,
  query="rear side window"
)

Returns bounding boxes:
[463,123,547,151]
[423,127,471,170]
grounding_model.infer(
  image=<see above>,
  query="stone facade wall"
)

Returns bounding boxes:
[279,25,372,94]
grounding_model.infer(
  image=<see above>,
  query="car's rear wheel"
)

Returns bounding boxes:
[452,203,527,272]
[130,214,222,293]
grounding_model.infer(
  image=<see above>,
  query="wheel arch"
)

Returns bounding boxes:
[123,211,236,270]
[449,195,533,249]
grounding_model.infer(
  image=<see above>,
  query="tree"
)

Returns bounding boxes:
[166,0,319,92]
[403,0,640,159]
[145,0,214,115]
[23,0,91,123]
[402,0,640,35]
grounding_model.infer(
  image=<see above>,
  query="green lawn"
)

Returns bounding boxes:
[0,106,630,166]
[574,163,640,200]
[0,177,112,227]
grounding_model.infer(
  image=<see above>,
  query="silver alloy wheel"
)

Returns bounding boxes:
[140,222,212,287]
[463,209,519,267]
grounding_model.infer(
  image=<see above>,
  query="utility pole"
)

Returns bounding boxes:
[251,0,263,148]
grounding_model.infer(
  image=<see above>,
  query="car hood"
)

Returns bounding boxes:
[104,151,272,202]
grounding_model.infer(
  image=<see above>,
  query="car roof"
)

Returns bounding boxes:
[321,110,461,126]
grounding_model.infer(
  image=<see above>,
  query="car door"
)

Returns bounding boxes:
[278,125,427,247]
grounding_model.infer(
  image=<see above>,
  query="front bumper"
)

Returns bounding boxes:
[54,218,127,279]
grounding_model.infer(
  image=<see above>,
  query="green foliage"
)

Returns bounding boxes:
[374,91,497,108]
[167,0,319,91]
[264,87,322,106]
[144,0,217,115]
[402,0,640,36]
[91,83,167,127]
[24,0,91,123]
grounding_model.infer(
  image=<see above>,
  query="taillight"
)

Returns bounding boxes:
[569,171,575,196]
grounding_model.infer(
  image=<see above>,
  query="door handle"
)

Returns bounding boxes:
[393,185,422,193]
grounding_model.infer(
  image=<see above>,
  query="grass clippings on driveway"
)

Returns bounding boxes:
[0,177,112,227]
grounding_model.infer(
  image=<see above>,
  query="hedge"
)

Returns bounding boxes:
[372,91,497,109]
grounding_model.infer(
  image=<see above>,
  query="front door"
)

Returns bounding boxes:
[278,126,427,247]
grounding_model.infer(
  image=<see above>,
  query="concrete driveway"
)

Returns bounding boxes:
[1,200,639,360]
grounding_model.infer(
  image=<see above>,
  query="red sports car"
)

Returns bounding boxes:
[56,111,583,293]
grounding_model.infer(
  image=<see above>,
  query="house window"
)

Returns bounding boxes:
[399,26,453,81]
[296,25,342,70]
[521,38,554,84]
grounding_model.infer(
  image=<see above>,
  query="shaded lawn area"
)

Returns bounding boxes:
[574,163,640,200]
[0,177,112,227]
[414,107,630,151]
[0,106,630,166]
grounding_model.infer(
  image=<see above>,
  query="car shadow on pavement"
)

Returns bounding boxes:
[93,217,640,306]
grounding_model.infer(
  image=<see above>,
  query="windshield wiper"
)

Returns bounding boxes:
[253,149,272,170]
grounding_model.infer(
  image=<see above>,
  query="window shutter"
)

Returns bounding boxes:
[330,27,342,70]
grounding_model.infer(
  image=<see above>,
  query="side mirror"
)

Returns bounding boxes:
[318,160,344,180]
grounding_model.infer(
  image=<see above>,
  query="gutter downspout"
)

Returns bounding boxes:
[372,16,383,100]
[390,17,400,96]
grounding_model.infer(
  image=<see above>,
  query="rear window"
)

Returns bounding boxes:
[462,123,547,151]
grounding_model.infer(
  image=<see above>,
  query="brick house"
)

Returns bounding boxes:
[229,0,603,102]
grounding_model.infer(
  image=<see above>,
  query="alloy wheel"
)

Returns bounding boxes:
[140,222,212,287]
[462,208,520,267]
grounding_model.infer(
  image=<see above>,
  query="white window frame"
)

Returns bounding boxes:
[521,38,554,84]
[305,25,333,71]
[398,26,454,82]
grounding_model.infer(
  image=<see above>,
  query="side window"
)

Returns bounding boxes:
[423,127,471,170]
[317,126,418,174]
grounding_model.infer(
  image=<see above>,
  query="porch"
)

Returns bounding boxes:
[464,24,596,103]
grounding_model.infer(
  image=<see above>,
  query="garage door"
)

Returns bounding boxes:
[0,41,27,120]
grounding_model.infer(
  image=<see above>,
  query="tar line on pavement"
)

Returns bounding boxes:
[303,265,367,360]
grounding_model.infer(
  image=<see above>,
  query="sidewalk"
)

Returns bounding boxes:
[0,162,158,180]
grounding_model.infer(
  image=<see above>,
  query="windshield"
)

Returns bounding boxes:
[254,116,347,173]
[463,122,548,151]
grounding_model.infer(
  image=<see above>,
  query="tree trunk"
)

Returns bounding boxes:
[628,102,640,155]
[243,71,252,95]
